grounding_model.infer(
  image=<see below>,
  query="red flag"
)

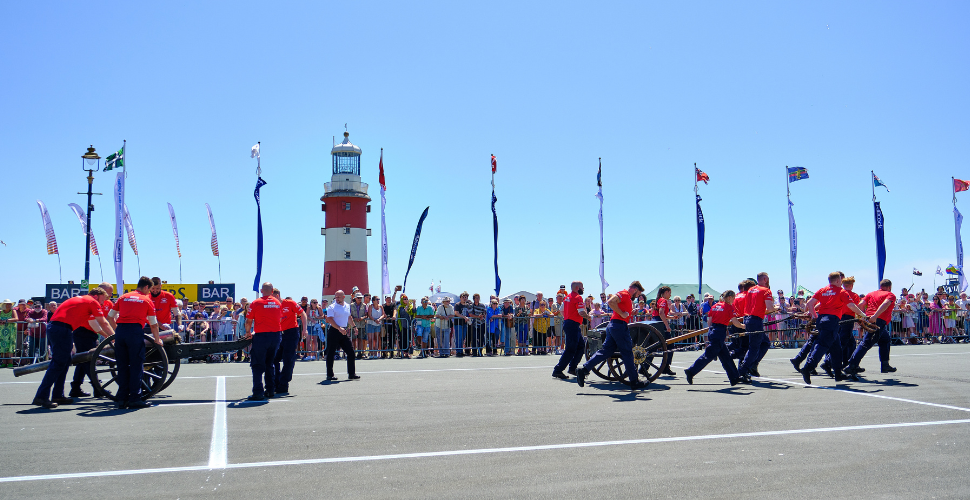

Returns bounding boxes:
[379,149,386,191]
[955,179,970,193]
[696,168,710,184]
[490,154,497,173]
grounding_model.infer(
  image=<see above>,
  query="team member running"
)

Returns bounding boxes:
[651,286,677,377]
[800,272,866,385]
[738,272,776,383]
[68,282,113,398]
[552,281,590,380]
[684,290,744,386]
[577,281,647,390]
[822,274,860,376]
[107,276,162,409]
[245,282,283,401]
[844,279,898,377]
[274,289,307,396]
[33,288,115,409]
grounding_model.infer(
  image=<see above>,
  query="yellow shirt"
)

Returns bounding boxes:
[533,309,553,333]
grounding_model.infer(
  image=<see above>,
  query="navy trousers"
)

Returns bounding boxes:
[274,327,300,392]
[652,316,673,364]
[825,315,856,366]
[847,319,891,368]
[71,328,100,392]
[583,320,636,386]
[738,316,768,376]
[793,334,817,363]
[325,326,357,378]
[34,321,74,401]
[250,331,281,397]
[727,325,748,360]
[554,319,585,373]
[685,324,740,384]
[804,314,843,372]
[114,323,146,403]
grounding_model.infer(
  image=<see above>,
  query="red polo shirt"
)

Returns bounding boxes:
[250,296,283,333]
[654,297,669,319]
[709,301,735,326]
[744,285,773,318]
[280,299,305,330]
[563,292,585,322]
[112,292,157,325]
[151,291,178,325]
[51,295,104,331]
[611,290,634,323]
[813,285,852,316]
[864,290,897,323]
[840,290,860,318]
[733,292,747,318]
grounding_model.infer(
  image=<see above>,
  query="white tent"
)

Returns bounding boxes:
[430,292,460,304]
[501,290,537,303]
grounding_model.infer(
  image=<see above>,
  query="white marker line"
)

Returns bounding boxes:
[762,351,970,362]
[2,418,968,483]
[177,365,556,380]
[207,376,227,469]
[672,363,970,413]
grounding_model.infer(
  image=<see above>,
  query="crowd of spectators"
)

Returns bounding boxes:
[1,284,967,366]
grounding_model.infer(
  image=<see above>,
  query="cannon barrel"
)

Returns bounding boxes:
[12,330,178,378]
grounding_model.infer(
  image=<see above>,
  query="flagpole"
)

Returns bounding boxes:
[57,252,62,284]
[694,163,700,296]
[872,170,876,202]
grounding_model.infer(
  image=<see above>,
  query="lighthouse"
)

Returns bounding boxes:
[321,131,371,300]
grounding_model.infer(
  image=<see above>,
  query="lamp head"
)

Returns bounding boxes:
[81,146,100,170]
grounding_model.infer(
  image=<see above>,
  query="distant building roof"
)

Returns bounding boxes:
[643,283,723,301]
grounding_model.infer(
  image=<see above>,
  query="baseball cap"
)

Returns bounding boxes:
[17,299,27,305]
[354,293,363,299]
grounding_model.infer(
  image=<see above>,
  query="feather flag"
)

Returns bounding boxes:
[490,154,501,296]
[379,149,391,296]
[167,203,181,258]
[36,201,58,255]
[402,207,430,292]
[205,203,219,257]
[595,159,609,294]
[123,204,138,255]
[67,203,98,256]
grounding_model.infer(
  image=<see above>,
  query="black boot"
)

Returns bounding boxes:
[881,363,897,373]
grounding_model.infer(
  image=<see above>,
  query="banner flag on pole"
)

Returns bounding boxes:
[873,172,890,192]
[379,149,391,296]
[205,203,219,256]
[954,179,970,193]
[595,159,609,294]
[166,203,181,258]
[696,194,705,295]
[67,203,98,256]
[36,200,58,255]
[402,207,429,292]
[113,170,125,293]
[956,207,967,291]
[103,145,124,171]
[788,199,798,297]
[252,176,267,292]
[123,204,138,255]
[787,166,809,183]
[874,201,887,282]
[491,154,501,296]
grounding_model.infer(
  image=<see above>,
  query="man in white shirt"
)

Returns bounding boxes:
[324,290,359,382]
[434,297,455,357]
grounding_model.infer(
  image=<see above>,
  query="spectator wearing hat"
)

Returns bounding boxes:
[434,296,454,357]
[701,294,714,328]
[500,297,514,355]
[395,294,414,358]
[453,292,470,357]
[349,293,367,359]
[486,299,503,356]
[0,300,16,367]
[23,300,48,362]
[413,297,435,358]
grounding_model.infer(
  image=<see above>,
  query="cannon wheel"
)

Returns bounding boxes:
[89,334,170,401]
[160,358,181,392]
[603,323,669,386]
[583,330,615,381]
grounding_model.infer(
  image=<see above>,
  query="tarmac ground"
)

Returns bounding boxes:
[1,343,969,499]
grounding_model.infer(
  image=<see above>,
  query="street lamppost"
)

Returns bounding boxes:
[81,146,101,287]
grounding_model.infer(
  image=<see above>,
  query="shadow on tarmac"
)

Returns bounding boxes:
[686,386,755,396]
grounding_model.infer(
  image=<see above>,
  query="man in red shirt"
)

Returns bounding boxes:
[552,282,591,380]
[822,274,861,376]
[149,277,181,331]
[844,279,898,377]
[727,280,754,361]
[107,276,161,409]
[244,282,283,401]
[68,282,115,398]
[273,289,307,395]
[33,288,115,409]
[684,290,745,386]
[577,281,646,390]
[738,272,777,383]
[800,272,866,385]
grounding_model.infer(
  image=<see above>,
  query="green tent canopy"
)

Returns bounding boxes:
[643,283,723,300]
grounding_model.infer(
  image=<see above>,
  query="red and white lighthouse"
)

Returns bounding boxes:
[321,131,371,300]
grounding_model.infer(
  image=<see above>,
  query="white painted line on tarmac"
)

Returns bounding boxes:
[207,376,228,469]
[176,364,556,380]
[672,363,970,413]
[2,418,968,483]
[762,351,970,362]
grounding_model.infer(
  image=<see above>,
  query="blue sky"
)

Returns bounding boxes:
[2,1,967,301]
